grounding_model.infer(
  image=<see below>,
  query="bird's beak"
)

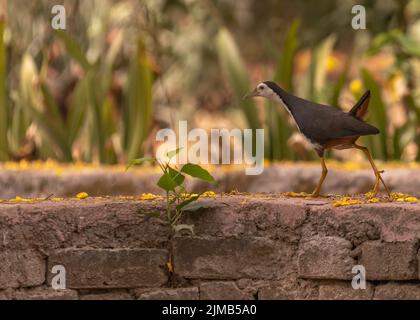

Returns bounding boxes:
[243,88,259,100]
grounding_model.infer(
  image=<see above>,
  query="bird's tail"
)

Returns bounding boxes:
[348,90,371,120]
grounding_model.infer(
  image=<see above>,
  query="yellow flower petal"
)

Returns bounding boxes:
[326,56,338,72]
[201,191,217,197]
[140,193,159,200]
[350,79,363,95]
[76,192,89,199]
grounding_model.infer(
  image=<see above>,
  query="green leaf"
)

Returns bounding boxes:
[40,81,64,129]
[361,69,389,160]
[181,163,215,182]
[215,28,260,132]
[54,29,90,70]
[166,147,182,159]
[176,194,201,211]
[125,38,153,160]
[157,167,185,191]
[0,19,8,160]
[19,54,72,161]
[309,34,337,102]
[274,19,300,92]
[265,20,301,161]
[126,157,155,171]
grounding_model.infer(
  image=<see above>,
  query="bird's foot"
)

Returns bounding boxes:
[367,170,391,198]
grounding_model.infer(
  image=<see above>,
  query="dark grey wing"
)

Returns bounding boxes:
[278,89,379,144]
[294,103,379,144]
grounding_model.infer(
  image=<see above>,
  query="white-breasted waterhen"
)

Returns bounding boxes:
[244,81,391,197]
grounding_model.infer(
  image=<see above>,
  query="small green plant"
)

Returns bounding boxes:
[126,148,216,233]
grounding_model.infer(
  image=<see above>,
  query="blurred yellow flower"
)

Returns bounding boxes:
[364,191,375,198]
[140,193,159,200]
[350,79,363,95]
[76,192,89,199]
[201,191,217,197]
[326,56,338,72]
[333,197,364,207]
[11,196,33,203]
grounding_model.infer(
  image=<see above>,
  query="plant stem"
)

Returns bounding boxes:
[166,191,171,223]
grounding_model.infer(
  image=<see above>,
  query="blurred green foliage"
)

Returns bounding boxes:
[1,0,419,164]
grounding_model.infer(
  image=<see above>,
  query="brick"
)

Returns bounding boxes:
[298,236,354,279]
[0,201,170,251]
[13,287,78,300]
[319,281,374,300]
[374,283,420,300]
[258,280,318,300]
[47,248,168,288]
[138,287,199,300]
[200,282,249,300]
[173,237,287,279]
[183,198,308,239]
[359,241,417,280]
[0,289,13,300]
[0,250,45,289]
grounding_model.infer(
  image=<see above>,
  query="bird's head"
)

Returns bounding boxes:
[243,81,280,101]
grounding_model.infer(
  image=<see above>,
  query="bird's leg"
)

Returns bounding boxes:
[353,144,391,197]
[311,157,328,197]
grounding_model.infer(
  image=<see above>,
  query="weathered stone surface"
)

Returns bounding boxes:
[309,203,420,243]
[0,195,418,300]
[258,279,318,300]
[182,198,307,241]
[47,248,168,288]
[200,282,249,300]
[319,281,374,300]
[13,287,78,300]
[0,200,170,251]
[173,237,292,280]
[0,170,162,198]
[0,250,45,289]
[0,289,14,300]
[374,283,420,300]
[137,287,199,300]
[360,241,418,280]
[298,236,354,279]
[79,290,133,300]
[193,166,420,196]
[1,165,419,199]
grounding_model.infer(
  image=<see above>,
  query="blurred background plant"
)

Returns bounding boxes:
[0,0,419,164]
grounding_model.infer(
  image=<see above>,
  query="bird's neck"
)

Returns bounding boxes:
[267,85,295,115]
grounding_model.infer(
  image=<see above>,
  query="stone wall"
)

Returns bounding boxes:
[0,195,420,300]
[0,165,419,198]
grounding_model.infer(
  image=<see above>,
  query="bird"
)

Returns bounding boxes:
[244,81,390,197]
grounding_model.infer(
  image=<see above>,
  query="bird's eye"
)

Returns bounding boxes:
[258,85,264,90]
